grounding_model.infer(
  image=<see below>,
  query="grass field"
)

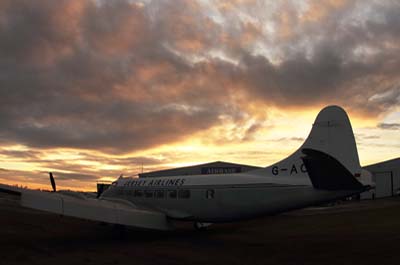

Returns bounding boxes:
[1,193,400,265]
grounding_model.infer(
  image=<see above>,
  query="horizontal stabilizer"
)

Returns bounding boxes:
[301,148,364,191]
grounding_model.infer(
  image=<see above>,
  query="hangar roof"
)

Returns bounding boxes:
[138,157,400,179]
[364,157,400,172]
[139,161,262,178]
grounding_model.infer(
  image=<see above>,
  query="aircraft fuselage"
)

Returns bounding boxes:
[102,174,360,222]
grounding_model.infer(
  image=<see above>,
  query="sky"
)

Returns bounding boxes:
[0,0,399,191]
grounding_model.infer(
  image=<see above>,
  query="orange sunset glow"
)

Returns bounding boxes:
[0,0,399,191]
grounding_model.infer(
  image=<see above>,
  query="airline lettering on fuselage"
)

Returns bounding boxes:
[124,178,186,187]
[272,164,307,175]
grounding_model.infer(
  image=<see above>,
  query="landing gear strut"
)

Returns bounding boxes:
[193,222,212,231]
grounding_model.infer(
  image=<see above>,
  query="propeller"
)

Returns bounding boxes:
[49,172,56,192]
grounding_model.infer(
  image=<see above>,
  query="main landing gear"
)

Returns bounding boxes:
[193,222,212,231]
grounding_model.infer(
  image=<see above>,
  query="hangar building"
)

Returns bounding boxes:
[139,158,400,200]
[139,161,261,178]
[361,158,400,199]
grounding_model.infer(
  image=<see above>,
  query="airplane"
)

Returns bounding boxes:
[0,105,374,231]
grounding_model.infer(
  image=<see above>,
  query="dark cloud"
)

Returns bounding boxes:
[81,154,165,167]
[0,150,42,159]
[50,171,98,182]
[0,168,50,186]
[0,146,167,180]
[355,133,381,145]
[0,0,238,153]
[275,137,305,142]
[362,135,381,140]
[0,0,399,154]
[218,0,400,115]
[377,123,400,130]
[242,123,264,142]
[0,168,99,190]
[368,88,400,113]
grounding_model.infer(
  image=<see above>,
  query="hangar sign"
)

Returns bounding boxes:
[201,167,242,175]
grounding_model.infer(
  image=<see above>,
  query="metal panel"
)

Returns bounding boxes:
[360,190,374,200]
[394,170,400,195]
[374,171,393,198]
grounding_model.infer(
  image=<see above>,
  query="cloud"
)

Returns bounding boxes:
[0,0,240,153]
[361,135,380,140]
[369,88,400,111]
[377,123,400,130]
[0,167,99,190]
[0,0,399,156]
[0,149,42,159]
[234,1,400,114]
[0,146,222,189]
[275,137,305,142]
[49,171,98,181]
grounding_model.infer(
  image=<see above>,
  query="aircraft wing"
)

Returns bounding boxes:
[0,184,173,231]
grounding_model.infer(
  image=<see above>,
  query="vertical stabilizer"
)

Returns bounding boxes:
[303,105,361,175]
[254,105,361,178]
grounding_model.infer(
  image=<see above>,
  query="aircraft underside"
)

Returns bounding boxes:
[104,184,361,222]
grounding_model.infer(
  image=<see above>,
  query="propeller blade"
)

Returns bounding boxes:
[49,172,56,192]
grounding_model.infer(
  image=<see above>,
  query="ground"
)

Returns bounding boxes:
[1,193,400,265]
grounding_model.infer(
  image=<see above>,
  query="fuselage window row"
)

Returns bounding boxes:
[124,189,192,199]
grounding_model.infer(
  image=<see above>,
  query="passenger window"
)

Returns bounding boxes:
[144,190,153,198]
[155,190,165,198]
[206,189,215,199]
[178,190,190,199]
[134,190,143,197]
[168,190,177,199]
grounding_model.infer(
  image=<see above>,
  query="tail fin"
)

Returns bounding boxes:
[257,105,362,178]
